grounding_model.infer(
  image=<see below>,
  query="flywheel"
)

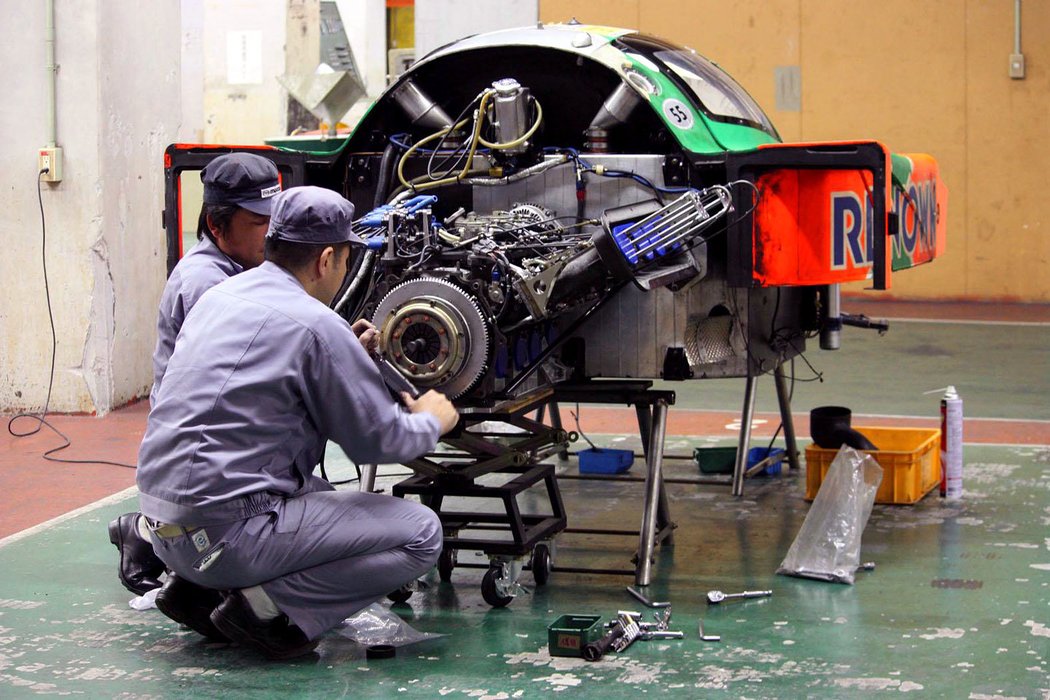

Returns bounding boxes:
[371,277,492,400]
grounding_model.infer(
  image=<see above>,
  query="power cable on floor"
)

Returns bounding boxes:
[570,402,598,451]
[6,170,136,470]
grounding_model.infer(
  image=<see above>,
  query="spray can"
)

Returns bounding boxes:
[938,386,964,499]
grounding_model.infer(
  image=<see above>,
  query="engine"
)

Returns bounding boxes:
[359,200,591,400]
[334,84,737,403]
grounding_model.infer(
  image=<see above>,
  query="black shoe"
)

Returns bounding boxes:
[155,574,230,642]
[210,590,318,660]
[108,513,165,595]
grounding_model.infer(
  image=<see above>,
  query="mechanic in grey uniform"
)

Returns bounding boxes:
[109,152,281,596]
[136,186,458,659]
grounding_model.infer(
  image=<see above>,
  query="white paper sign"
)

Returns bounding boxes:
[227,30,263,85]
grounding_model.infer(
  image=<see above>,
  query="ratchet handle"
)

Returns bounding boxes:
[582,624,624,662]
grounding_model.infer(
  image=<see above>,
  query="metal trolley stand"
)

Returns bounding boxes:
[546,381,676,588]
[389,380,676,607]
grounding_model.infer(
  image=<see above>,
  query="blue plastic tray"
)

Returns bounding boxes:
[747,447,785,476]
[578,448,634,474]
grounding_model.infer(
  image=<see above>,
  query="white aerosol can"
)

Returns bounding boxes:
[938,386,963,499]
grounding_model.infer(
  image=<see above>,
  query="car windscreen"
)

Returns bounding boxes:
[619,35,777,138]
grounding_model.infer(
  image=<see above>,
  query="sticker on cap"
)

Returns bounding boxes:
[261,185,281,198]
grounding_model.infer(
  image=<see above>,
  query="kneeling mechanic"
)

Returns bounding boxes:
[136,186,459,659]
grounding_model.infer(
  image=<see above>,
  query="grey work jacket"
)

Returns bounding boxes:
[151,236,242,405]
[137,261,440,526]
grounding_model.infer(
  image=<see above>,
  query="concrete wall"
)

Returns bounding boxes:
[180,0,205,142]
[188,0,538,149]
[540,0,1050,303]
[0,1,181,414]
[201,0,288,144]
[337,0,386,96]
[4,0,1037,416]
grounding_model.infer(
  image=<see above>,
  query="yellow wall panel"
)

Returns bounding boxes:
[539,0,639,29]
[964,0,1050,301]
[639,0,802,141]
[537,0,1048,301]
[388,5,415,49]
[801,1,968,299]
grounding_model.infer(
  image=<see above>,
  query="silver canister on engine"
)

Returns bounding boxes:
[490,78,532,155]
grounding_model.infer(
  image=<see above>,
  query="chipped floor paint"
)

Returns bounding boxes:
[0,443,1046,698]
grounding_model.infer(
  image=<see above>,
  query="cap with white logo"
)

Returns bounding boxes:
[201,152,281,216]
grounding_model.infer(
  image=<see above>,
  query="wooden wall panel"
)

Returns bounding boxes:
[801,0,967,298]
[537,0,1049,301]
[964,0,1050,301]
[538,0,639,29]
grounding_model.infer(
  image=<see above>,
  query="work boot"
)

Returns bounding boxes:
[210,590,318,660]
[108,512,165,595]
[155,574,230,642]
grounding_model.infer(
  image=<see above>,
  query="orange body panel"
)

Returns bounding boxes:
[744,141,945,288]
[752,168,884,286]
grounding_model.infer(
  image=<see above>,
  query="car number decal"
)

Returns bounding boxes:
[662,99,694,129]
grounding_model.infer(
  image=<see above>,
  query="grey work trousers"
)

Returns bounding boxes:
[148,480,442,640]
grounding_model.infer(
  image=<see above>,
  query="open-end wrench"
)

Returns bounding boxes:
[606,620,658,630]
[603,621,684,637]
[706,589,772,604]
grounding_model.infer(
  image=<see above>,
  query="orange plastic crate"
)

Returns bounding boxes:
[804,426,942,504]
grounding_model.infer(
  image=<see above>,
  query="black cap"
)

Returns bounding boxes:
[201,152,281,215]
[266,186,363,245]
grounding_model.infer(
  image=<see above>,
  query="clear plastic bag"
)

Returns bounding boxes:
[777,446,882,584]
[334,603,446,647]
[129,586,160,611]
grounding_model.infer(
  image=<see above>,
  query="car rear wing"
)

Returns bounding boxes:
[725,140,946,290]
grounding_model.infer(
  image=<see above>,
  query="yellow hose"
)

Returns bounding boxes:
[395,117,469,191]
[396,88,542,192]
[399,90,495,192]
[478,99,543,150]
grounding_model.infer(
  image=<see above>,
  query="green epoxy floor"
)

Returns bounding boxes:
[653,320,1050,421]
[0,440,1047,698]
[2,314,1048,697]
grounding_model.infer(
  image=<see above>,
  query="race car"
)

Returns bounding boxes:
[163,22,947,405]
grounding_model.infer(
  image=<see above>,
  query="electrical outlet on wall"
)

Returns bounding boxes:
[38,146,62,182]
[1009,53,1025,80]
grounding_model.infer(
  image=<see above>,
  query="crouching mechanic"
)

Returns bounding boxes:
[109,152,281,596]
[135,186,458,659]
